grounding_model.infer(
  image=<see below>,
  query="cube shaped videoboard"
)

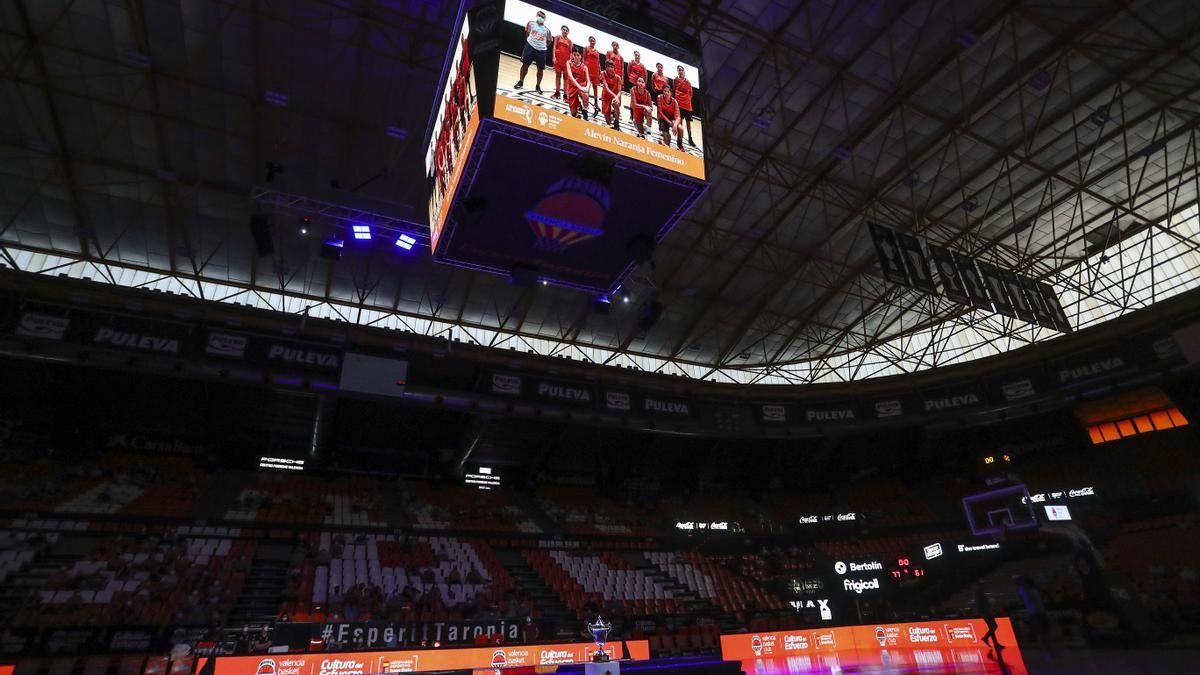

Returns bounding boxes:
[424,0,708,292]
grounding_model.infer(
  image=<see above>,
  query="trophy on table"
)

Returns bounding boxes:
[586,616,613,662]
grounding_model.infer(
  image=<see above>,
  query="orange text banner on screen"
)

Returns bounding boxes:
[494,94,705,180]
[198,640,649,675]
[720,618,1026,673]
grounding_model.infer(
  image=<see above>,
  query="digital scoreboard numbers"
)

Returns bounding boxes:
[889,556,925,581]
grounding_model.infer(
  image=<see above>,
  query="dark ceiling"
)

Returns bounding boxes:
[3,0,1200,385]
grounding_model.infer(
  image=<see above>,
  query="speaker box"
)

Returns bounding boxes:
[250,215,274,257]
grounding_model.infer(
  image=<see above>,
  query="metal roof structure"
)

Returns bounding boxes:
[3,0,1200,385]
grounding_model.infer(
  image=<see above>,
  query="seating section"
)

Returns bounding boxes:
[6,534,249,627]
[225,476,386,526]
[0,531,51,583]
[1103,516,1200,612]
[815,529,959,563]
[403,482,542,533]
[53,456,205,519]
[646,551,716,600]
[670,552,786,612]
[524,549,681,619]
[535,487,654,536]
[0,462,105,512]
[286,533,505,622]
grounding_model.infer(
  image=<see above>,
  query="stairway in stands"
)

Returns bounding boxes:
[623,552,738,629]
[495,549,577,639]
[230,541,295,626]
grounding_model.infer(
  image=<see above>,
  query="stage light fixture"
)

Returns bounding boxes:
[351,224,372,240]
[395,234,417,250]
[298,216,311,236]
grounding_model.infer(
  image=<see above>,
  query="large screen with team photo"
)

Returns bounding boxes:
[426,12,479,252]
[493,0,705,180]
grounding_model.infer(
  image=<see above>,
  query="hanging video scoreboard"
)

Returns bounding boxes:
[423,1,708,293]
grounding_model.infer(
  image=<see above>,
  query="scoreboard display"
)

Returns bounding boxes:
[426,11,479,252]
[493,0,705,179]
[425,0,708,293]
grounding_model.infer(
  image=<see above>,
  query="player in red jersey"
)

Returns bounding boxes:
[551,25,573,100]
[627,51,647,93]
[564,50,590,120]
[433,130,446,197]
[629,77,653,138]
[650,63,668,98]
[606,42,625,91]
[656,85,682,149]
[583,36,602,114]
[674,65,696,147]
[600,60,622,129]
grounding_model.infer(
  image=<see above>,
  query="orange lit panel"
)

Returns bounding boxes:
[1168,407,1189,426]
[1133,416,1154,433]
[1150,410,1173,430]
[1116,419,1136,437]
[1099,422,1121,441]
[1088,426,1105,444]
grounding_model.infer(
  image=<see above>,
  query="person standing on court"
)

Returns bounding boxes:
[551,25,573,100]
[974,583,1006,660]
[515,10,551,94]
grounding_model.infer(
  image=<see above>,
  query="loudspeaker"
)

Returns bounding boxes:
[250,215,274,257]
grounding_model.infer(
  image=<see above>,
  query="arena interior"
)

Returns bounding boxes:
[1,1,1200,674]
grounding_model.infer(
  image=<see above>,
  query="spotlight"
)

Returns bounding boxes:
[351,224,372,240]
[541,280,548,286]
[622,294,630,303]
[298,216,311,236]
[395,234,417,251]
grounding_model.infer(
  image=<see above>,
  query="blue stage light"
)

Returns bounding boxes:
[351,224,372,240]
[395,234,417,250]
